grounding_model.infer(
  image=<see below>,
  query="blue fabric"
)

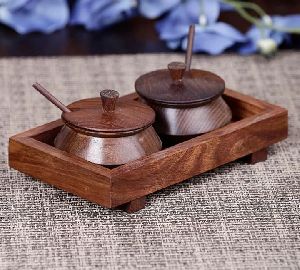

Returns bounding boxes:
[0,0,69,34]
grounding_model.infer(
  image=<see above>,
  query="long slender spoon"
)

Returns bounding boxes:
[184,24,195,71]
[32,82,71,113]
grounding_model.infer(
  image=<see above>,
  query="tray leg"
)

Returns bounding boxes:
[124,196,146,213]
[246,148,268,164]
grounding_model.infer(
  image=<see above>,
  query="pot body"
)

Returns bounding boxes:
[54,125,162,166]
[150,97,232,136]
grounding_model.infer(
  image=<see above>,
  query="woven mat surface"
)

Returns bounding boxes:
[0,53,299,269]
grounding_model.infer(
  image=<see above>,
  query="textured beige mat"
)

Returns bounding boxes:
[0,52,299,269]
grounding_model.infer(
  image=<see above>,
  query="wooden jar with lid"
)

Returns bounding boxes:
[135,61,232,136]
[135,25,232,137]
[33,84,162,166]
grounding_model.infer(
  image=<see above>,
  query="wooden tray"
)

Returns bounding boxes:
[9,89,288,213]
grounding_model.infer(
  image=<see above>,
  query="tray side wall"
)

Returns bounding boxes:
[9,137,112,208]
[111,107,288,207]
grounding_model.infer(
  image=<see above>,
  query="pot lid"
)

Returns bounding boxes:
[135,62,225,107]
[62,90,155,135]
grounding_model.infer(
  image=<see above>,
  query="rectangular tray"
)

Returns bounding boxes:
[9,89,288,212]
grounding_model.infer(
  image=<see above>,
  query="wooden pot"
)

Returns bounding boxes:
[54,90,162,166]
[135,62,232,136]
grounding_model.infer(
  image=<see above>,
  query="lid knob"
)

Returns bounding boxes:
[100,89,119,112]
[168,62,186,84]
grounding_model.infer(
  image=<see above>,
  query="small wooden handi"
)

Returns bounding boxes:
[185,24,195,71]
[32,82,71,113]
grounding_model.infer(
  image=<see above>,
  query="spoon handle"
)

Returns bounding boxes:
[32,82,71,113]
[185,24,195,71]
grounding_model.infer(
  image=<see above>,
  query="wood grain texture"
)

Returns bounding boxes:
[54,125,162,166]
[135,66,230,136]
[135,69,225,107]
[53,91,162,166]
[62,100,155,135]
[110,89,288,206]
[8,89,288,211]
[151,96,232,136]
[9,130,113,208]
[67,94,140,111]
[67,94,232,136]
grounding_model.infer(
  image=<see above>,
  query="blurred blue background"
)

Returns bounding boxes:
[0,0,299,56]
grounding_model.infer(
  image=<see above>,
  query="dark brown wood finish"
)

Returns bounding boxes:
[110,89,288,206]
[67,92,232,137]
[9,89,288,212]
[100,89,119,112]
[135,68,225,107]
[185,25,195,71]
[33,83,71,113]
[62,100,155,135]
[9,120,113,208]
[246,148,268,164]
[66,95,140,111]
[56,95,162,165]
[135,23,223,110]
[54,124,162,166]
[168,62,186,83]
[150,96,232,136]
[123,197,146,213]
[32,85,162,166]
[135,63,230,136]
